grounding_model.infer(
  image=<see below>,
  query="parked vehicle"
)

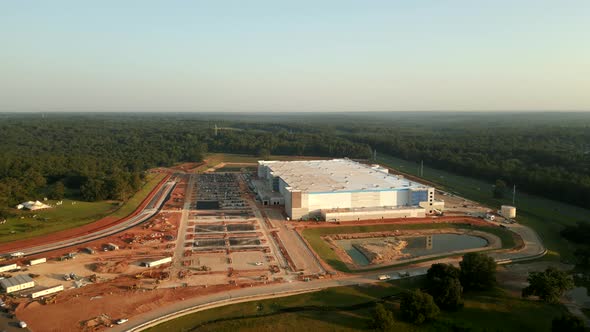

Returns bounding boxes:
[378,274,391,280]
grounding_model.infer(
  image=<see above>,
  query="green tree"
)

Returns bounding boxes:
[50,181,65,200]
[257,148,271,159]
[522,267,574,304]
[552,314,585,332]
[492,179,507,199]
[459,253,497,291]
[81,178,107,201]
[369,303,395,331]
[400,289,440,324]
[187,143,207,162]
[426,263,463,309]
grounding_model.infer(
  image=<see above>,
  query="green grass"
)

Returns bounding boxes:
[301,223,516,273]
[108,173,166,219]
[147,279,566,332]
[376,154,590,262]
[0,173,165,244]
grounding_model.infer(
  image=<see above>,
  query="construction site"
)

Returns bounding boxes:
[0,159,537,332]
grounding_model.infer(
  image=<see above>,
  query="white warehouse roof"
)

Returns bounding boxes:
[259,159,429,193]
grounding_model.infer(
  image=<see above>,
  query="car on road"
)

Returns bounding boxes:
[116,318,128,325]
[378,274,391,280]
[18,321,27,328]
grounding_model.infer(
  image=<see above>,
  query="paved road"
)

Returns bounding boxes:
[117,266,430,332]
[265,208,325,275]
[171,175,194,273]
[115,222,546,332]
[1,181,176,257]
[488,221,547,263]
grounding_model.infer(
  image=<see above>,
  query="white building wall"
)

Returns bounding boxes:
[145,257,172,267]
[29,258,46,266]
[308,192,352,210]
[379,191,396,206]
[0,264,18,273]
[31,285,64,298]
[5,281,35,294]
[350,191,381,208]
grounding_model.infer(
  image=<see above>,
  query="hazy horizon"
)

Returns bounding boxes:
[1,1,589,112]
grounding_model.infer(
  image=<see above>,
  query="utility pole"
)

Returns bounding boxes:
[214,124,218,137]
[420,160,424,177]
[512,184,516,205]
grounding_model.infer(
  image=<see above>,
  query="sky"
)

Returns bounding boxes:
[1,1,589,112]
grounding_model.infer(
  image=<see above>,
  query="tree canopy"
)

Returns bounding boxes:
[369,303,396,331]
[400,289,440,324]
[551,314,585,332]
[459,253,497,291]
[426,263,463,309]
[522,267,574,304]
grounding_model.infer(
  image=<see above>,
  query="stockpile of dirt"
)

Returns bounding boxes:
[92,261,129,274]
[353,239,409,264]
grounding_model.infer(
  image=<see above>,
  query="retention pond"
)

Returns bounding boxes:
[336,233,488,266]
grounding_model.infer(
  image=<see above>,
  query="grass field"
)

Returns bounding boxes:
[301,223,516,273]
[108,173,166,218]
[376,154,590,261]
[148,278,566,332]
[0,173,165,244]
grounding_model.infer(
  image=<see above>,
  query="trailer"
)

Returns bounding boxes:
[0,264,19,273]
[142,257,173,268]
[29,258,46,266]
[31,285,64,299]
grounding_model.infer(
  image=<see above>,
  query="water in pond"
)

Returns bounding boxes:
[336,233,488,266]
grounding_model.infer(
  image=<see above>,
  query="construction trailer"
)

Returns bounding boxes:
[31,285,64,299]
[142,257,173,268]
[500,205,517,219]
[0,275,35,294]
[0,263,19,273]
[28,258,46,266]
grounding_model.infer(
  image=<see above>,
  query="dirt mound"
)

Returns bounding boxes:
[353,239,409,264]
[92,261,129,274]
[81,313,112,331]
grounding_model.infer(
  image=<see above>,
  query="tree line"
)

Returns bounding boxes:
[0,114,371,212]
[1,112,589,211]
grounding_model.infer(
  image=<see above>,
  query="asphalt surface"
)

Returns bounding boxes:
[1,181,176,258]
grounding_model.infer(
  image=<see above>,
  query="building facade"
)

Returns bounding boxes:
[256,159,442,220]
[0,275,35,294]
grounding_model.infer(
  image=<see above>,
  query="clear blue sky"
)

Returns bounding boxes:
[1,1,589,112]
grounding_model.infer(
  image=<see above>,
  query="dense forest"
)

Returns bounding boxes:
[0,113,371,211]
[1,112,589,213]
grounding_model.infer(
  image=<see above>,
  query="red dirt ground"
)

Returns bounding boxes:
[15,275,281,332]
[0,174,171,254]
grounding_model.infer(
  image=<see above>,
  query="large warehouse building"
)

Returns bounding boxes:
[255,159,443,221]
